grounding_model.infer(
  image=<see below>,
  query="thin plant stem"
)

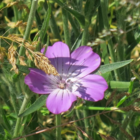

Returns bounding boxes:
[68,13,79,37]
[81,23,89,46]
[75,110,84,140]
[83,110,89,140]
[1,76,18,114]
[98,6,110,64]
[49,12,61,40]
[100,0,119,80]
[13,5,18,34]
[18,0,38,58]
[62,4,71,47]
[35,11,42,30]
[36,2,51,51]
[81,0,95,46]
[115,0,126,80]
[13,93,31,137]
[118,111,134,139]
[56,114,61,140]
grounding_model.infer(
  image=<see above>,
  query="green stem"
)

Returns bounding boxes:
[56,114,61,140]
[83,110,89,140]
[81,0,95,45]
[81,22,89,46]
[13,5,18,34]
[36,2,51,51]
[1,76,18,114]
[49,12,61,40]
[118,111,134,139]
[18,0,38,57]
[13,93,31,137]
[115,0,126,80]
[68,13,79,37]
[100,0,119,80]
[35,11,42,30]
[75,110,84,140]
[62,5,71,47]
[98,6,110,64]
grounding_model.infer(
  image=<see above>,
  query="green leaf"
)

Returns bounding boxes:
[95,59,133,75]
[110,81,130,89]
[52,0,85,27]
[17,65,30,74]
[18,95,47,117]
[71,32,83,51]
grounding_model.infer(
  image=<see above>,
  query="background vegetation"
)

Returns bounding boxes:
[0,0,140,140]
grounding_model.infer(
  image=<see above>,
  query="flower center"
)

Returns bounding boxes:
[57,76,80,91]
[58,82,66,89]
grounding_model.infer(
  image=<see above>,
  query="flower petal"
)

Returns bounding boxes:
[69,46,101,78]
[24,68,57,94]
[46,89,77,114]
[41,42,70,75]
[74,74,108,101]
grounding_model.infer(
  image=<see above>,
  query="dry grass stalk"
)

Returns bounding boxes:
[27,48,59,76]
[0,47,6,62]
[106,90,116,106]
[121,105,134,111]
[19,56,27,66]
[104,115,133,140]
[17,3,30,13]
[120,128,134,140]
[8,44,19,74]
[115,92,129,100]
[99,133,116,140]
[133,106,140,112]
[5,34,58,76]
[4,1,18,7]
[120,105,140,113]
[25,50,33,61]
[7,34,24,43]
[134,98,140,102]
[7,34,36,50]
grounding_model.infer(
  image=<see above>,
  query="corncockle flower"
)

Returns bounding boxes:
[25,42,108,114]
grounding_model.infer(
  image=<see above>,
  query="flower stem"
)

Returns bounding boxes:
[18,0,38,58]
[13,93,31,137]
[56,114,61,140]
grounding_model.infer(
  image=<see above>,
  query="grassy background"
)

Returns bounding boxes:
[0,0,140,140]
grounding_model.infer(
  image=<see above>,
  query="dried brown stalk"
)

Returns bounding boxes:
[6,34,58,75]
[27,48,58,76]
[8,44,19,74]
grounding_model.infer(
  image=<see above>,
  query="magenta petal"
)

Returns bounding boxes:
[74,74,108,101]
[24,68,54,94]
[69,46,101,78]
[46,89,77,114]
[41,42,70,74]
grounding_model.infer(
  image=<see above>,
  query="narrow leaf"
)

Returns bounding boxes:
[95,59,133,75]
[52,0,85,26]
[18,95,47,117]
[71,32,83,51]
[110,81,130,89]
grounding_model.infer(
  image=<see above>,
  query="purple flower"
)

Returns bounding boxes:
[24,42,108,114]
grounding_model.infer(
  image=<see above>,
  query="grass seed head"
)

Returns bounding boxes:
[8,45,19,74]
[33,51,58,76]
